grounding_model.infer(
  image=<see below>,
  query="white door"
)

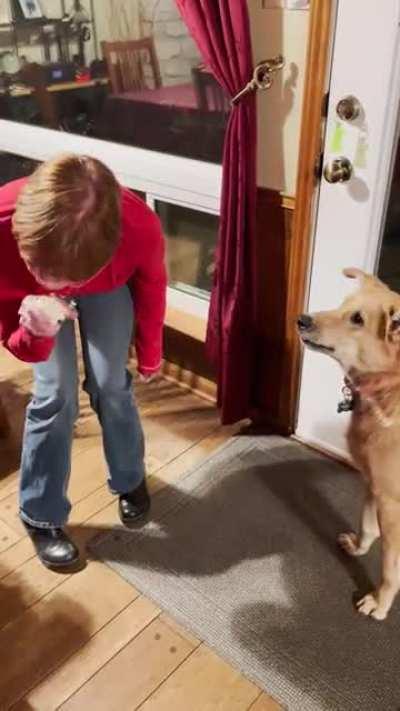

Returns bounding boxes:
[296,0,400,459]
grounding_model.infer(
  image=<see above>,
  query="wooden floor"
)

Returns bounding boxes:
[0,349,281,711]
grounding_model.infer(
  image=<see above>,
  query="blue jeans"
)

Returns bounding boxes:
[20,286,145,529]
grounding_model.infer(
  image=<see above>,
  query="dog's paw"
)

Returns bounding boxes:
[338,532,363,556]
[356,593,387,621]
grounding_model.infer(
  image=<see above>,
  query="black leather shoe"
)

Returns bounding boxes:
[23,522,80,570]
[119,479,151,526]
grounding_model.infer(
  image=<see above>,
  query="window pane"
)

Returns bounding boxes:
[0,1,228,164]
[0,150,39,185]
[156,201,218,297]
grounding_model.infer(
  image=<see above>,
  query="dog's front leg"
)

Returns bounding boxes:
[338,493,379,556]
[357,500,400,621]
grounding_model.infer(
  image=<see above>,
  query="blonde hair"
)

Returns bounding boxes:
[12,153,121,283]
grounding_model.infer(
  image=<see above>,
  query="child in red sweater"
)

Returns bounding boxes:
[0,154,167,570]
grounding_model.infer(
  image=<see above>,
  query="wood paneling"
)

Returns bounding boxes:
[163,326,216,385]
[163,189,295,431]
[162,360,216,402]
[252,187,294,434]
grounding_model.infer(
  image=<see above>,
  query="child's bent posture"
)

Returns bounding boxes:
[0,154,167,569]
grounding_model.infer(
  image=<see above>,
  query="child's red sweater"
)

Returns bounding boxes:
[0,178,167,373]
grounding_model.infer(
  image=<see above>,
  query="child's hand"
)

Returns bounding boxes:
[19,295,77,338]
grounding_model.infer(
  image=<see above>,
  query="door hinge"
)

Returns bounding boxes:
[314,152,324,182]
[322,91,330,118]
[314,92,330,181]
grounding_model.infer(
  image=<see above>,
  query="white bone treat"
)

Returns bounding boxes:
[31,296,75,323]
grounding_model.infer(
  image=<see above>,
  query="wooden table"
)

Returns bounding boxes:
[96,82,229,164]
[0,77,109,133]
[0,77,109,98]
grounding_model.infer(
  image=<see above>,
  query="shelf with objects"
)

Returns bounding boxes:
[0,0,229,163]
[0,0,108,134]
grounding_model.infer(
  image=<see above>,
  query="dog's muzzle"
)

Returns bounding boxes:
[297,314,335,353]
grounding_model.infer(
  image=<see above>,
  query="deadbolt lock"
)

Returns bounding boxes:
[336,95,361,121]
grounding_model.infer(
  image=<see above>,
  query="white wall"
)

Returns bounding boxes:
[249,1,310,195]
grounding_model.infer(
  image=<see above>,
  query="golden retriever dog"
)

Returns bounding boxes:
[298,268,400,621]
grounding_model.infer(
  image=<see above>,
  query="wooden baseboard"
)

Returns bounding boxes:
[162,360,216,403]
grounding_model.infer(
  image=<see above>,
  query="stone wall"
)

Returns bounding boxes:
[141,0,201,86]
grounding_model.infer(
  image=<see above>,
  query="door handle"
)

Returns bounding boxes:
[323,156,353,183]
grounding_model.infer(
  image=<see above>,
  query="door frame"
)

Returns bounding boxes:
[280,0,335,433]
[295,0,400,455]
[286,0,400,439]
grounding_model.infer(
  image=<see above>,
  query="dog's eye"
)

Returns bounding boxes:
[350,311,364,326]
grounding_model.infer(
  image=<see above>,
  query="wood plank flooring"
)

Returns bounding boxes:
[0,349,282,710]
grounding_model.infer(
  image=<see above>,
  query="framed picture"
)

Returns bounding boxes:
[17,0,43,19]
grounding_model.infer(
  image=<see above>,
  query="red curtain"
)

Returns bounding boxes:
[175,0,258,425]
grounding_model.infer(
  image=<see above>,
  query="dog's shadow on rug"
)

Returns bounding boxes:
[82,446,373,592]
[231,587,400,711]
[231,463,398,710]
[230,459,399,710]
[82,444,399,710]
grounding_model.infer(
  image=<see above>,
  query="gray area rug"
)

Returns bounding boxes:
[91,436,400,711]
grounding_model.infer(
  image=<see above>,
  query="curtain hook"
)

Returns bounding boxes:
[231,55,285,106]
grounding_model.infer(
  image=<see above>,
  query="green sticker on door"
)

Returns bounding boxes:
[328,119,368,168]
[329,121,345,153]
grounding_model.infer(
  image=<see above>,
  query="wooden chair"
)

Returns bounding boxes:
[101,38,162,94]
[192,65,230,113]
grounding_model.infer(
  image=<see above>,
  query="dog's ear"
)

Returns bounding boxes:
[380,306,400,343]
[343,268,387,290]
[376,305,400,343]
